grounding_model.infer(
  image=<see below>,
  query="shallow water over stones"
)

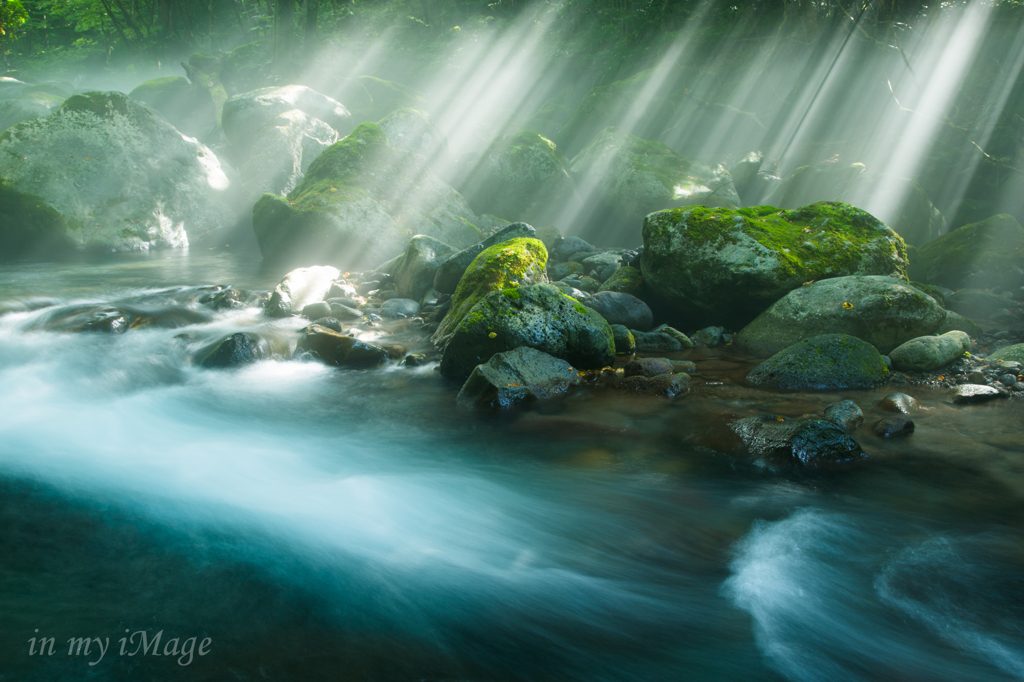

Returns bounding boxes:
[0,250,1022,681]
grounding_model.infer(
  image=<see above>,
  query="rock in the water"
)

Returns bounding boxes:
[296,324,388,367]
[731,415,864,469]
[200,332,262,368]
[456,346,582,408]
[568,127,739,243]
[824,400,864,431]
[265,266,340,318]
[691,326,724,348]
[747,334,889,390]
[128,76,215,139]
[611,324,636,354]
[736,276,945,357]
[951,384,1003,404]
[0,91,235,253]
[913,214,1024,292]
[597,266,643,296]
[432,223,537,294]
[252,122,481,269]
[328,302,362,320]
[380,298,419,318]
[432,237,548,348]
[581,291,653,331]
[391,235,458,301]
[989,344,1024,363]
[623,357,674,378]
[889,331,970,372]
[879,392,920,414]
[222,85,351,157]
[874,417,914,438]
[301,301,332,319]
[439,283,615,380]
[631,326,692,353]
[611,374,690,398]
[311,316,343,332]
[458,130,577,226]
[640,202,908,328]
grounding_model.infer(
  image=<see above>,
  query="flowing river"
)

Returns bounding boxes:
[1,249,1022,681]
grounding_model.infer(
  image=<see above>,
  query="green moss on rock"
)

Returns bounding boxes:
[747,333,889,390]
[914,213,1024,291]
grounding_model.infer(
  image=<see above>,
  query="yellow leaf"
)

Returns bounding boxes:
[488,332,497,339]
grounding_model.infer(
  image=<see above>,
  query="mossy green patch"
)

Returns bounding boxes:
[915,213,1024,291]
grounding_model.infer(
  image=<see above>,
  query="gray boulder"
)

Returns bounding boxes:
[222,85,352,158]
[265,266,340,318]
[611,324,636,354]
[432,222,536,294]
[128,76,215,139]
[0,91,236,252]
[200,332,265,368]
[582,291,653,331]
[746,334,889,390]
[456,346,582,408]
[380,298,420,318]
[989,344,1024,363]
[731,414,865,469]
[736,276,946,357]
[440,283,615,379]
[392,235,458,301]
[889,331,970,372]
[640,202,908,328]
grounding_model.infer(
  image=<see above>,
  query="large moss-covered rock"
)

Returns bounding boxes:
[912,214,1024,291]
[889,331,970,372]
[0,91,235,252]
[640,202,908,329]
[597,266,643,296]
[746,334,889,390]
[239,108,339,209]
[456,346,582,408]
[736,276,945,357]
[222,85,352,159]
[128,76,215,139]
[459,130,577,226]
[432,222,537,294]
[432,237,548,347]
[988,344,1024,363]
[568,127,738,243]
[440,283,615,379]
[252,122,482,269]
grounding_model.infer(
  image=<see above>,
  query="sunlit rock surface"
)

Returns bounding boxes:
[222,85,352,158]
[458,130,578,226]
[378,108,452,175]
[252,122,482,269]
[0,91,236,253]
[911,213,1024,292]
[640,202,909,329]
[736,276,946,357]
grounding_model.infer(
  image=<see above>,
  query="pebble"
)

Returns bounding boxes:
[873,416,915,438]
[999,373,1018,387]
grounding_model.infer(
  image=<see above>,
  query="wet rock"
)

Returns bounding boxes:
[747,334,889,390]
[632,330,682,353]
[824,400,864,431]
[641,202,908,329]
[597,266,643,296]
[432,223,538,295]
[691,326,724,348]
[200,332,262,368]
[327,282,358,299]
[439,283,615,380]
[327,302,362,320]
[889,330,971,372]
[879,392,920,414]
[432,237,548,349]
[988,344,1024,363]
[611,324,636,354]
[199,288,261,311]
[577,276,601,293]
[913,213,1024,292]
[581,291,653,331]
[548,261,584,281]
[731,415,865,469]
[301,301,332,319]
[391,235,458,301]
[581,251,622,277]
[623,357,674,378]
[999,373,1018,387]
[967,370,987,384]
[610,373,690,398]
[380,298,420,319]
[311,317,343,332]
[222,85,352,157]
[456,346,582,409]
[951,384,1004,404]
[404,353,430,367]
[873,417,915,437]
[296,324,388,368]
[265,266,341,318]
[670,360,697,374]
[651,324,693,349]
[736,276,945,357]
[550,236,597,262]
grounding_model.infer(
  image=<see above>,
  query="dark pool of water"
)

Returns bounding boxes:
[1,250,1022,681]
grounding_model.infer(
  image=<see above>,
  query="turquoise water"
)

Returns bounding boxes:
[0,249,1022,681]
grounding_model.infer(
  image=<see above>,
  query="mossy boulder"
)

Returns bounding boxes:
[392,235,458,301]
[432,237,548,347]
[568,127,738,243]
[640,202,908,329]
[439,283,615,379]
[747,334,889,390]
[889,331,970,372]
[735,276,946,357]
[0,98,52,132]
[222,85,352,159]
[913,214,1024,292]
[597,266,643,296]
[988,344,1024,363]
[0,182,73,258]
[378,108,452,174]
[456,346,582,409]
[432,222,537,294]
[0,91,235,252]
[129,76,215,138]
[459,130,577,226]
[252,122,482,269]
